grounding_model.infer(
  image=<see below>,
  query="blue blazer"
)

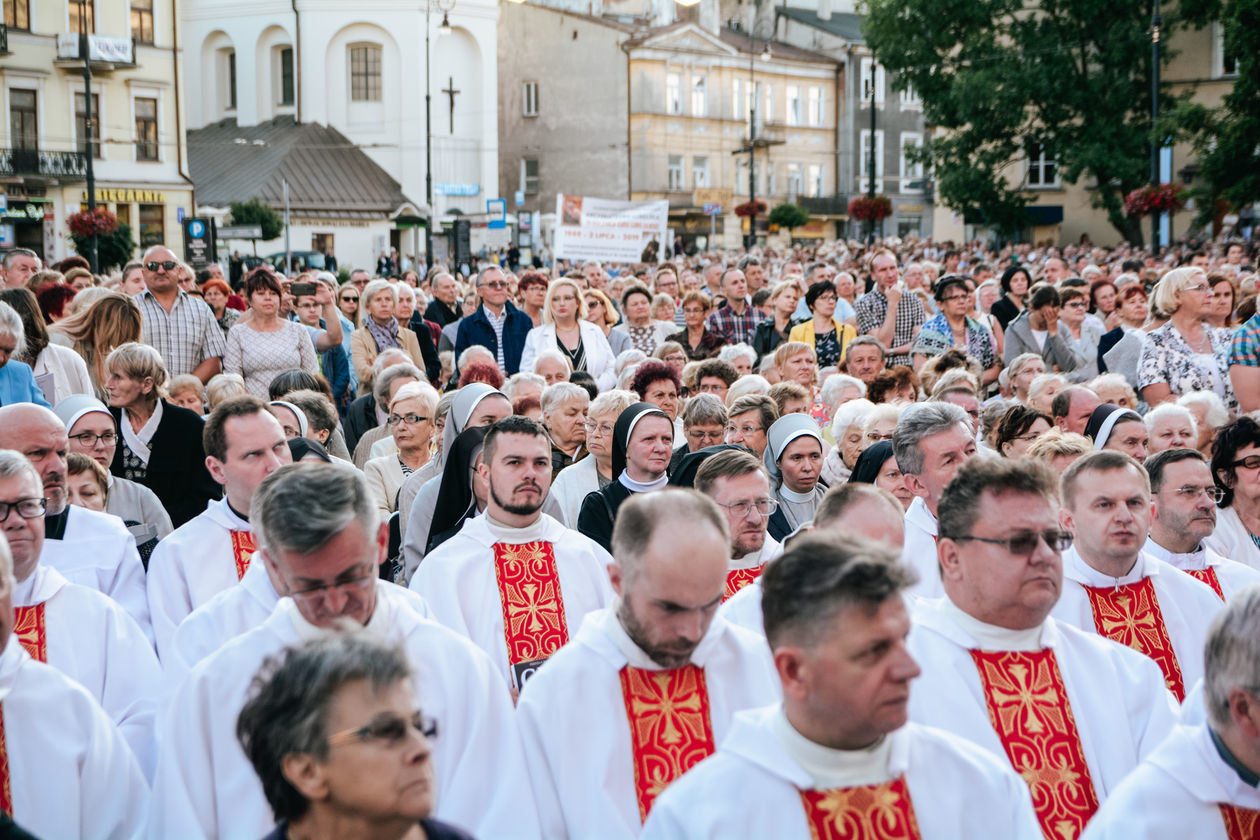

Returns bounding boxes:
[0,361,51,408]
[454,302,532,375]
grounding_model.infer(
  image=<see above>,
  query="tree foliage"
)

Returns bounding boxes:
[769,203,811,231]
[229,198,284,241]
[861,0,1208,244]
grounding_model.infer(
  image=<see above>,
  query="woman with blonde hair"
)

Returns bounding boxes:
[48,292,143,397]
[519,277,615,390]
[1138,266,1235,410]
[583,287,632,357]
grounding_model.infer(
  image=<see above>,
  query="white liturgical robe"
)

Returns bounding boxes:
[1143,538,1260,601]
[14,564,161,779]
[641,706,1041,840]
[146,498,252,661]
[1050,548,1223,698]
[39,504,151,643]
[718,578,765,635]
[148,582,539,840]
[907,597,1179,805]
[516,607,781,840]
[0,635,148,839]
[411,512,615,690]
[902,497,943,599]
[1083,723,1260,840]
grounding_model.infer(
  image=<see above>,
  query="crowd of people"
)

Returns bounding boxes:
[1,232,1260,839]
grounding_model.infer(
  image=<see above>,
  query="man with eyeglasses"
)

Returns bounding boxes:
[151,461,539,840]
[145,396,292,662]
[0,403,151,642]
[134,245,228,383]
[415,416,613,694]
[724,394,777,459]
[1143,448,1260,601]
[517,489,779,839]
[454,265,532,376]
[908,456,1179,838]
[1051,450,1223,701]
[693,450,782,602]
[670,393,727,475]
[0,453,148,837]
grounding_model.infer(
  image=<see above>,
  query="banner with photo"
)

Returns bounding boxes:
[553,194,669,263]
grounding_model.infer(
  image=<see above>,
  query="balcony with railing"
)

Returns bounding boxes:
[0,149,89,180]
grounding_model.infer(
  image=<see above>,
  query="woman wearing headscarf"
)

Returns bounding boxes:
[763,413,826,541]
[848,439,914,510]
[425,426,490,553]
[286,437,332,462]
[1084,403,1150,463]
[577,402,673,552]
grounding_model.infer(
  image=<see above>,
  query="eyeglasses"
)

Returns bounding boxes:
[480,281,508,290]
[938,295,969,304]
[952,530,1074,556]
[726,424,763,436]
[1233,456,1260,471]
[1185,284,1212,293]
[0,497,47,523]
[70,431,117,447]
[1171,484,1226,503]
[716,499,780,518]
[1065,301,1088,309]
[664,354,686,363]
[145,260,177,272]
[288,569,376,602]
[866,431,895,442]
[387,413,430,427]
[583,421,615,436]
[327,711,438,749]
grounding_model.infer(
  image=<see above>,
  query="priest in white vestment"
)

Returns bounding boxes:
[0,404,151,641]
[149,461,538,840]
[1051,451,1222,701]
[643,530,1040,840]
[908,456,1180,839]
[1142,448,1260,601]
[892,403,978,600]
[1084,587,1260,839]
[412,417,614,692]
[0,451,161,778]
[719,483,905,635]
[0,518,148,839]
[146,396,292,660]
[691,449,782,603]
[517,490,781,839]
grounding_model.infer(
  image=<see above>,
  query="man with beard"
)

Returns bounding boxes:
[693,450,782,601]
[1142,448,1260,600]
[412,416,614,693]
[517,489,779,838]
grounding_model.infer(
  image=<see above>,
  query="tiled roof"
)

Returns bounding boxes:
[775,7,865,44]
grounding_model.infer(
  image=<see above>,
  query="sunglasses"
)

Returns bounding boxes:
[327,711,439,748]
[953,530,1074,556]
[146,260,177,272]
[341,295,360,302]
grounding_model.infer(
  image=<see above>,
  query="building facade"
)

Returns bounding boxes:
[1,0,193,266]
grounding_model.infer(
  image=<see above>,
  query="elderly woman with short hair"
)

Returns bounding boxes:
[105,341,219,526]
[364,382,440,516]
[1138,266,1236,411]
[667,289,727,361]
[520,278,616,390]
[614,283,674,355]
[551,389,638,527]
[351,280,434,398]
[541,381,590,478]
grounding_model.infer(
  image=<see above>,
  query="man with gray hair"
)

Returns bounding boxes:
[454,265,531,375]
[893,401,978,598]
[0,482,148,837]
[1086,586,1260,836]
[149,461,540,840]
[0,247,40,288]
[517,489,779,838]
[0,449,162,778]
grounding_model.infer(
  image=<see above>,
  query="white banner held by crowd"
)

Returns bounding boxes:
[553,194,669,263]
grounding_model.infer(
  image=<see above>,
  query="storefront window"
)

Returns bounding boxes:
[139,203,164,247]
[115,203,131,227]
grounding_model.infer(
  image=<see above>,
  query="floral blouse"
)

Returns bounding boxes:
[912,313,998,371]
[1137,322,1236,411]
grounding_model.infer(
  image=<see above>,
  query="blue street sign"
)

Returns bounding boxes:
[703,203,722,216]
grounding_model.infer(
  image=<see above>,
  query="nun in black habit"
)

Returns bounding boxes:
[576,402,673,552]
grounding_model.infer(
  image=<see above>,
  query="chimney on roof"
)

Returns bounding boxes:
[818,0,832,21]
[699,0,719,34]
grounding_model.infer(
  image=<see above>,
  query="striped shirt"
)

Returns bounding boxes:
[134,289,228,377]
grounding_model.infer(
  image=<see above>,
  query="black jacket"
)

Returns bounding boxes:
[752,317,792,362]
[576,481,633,554]
[109,400,221,528]
[425,298,460,327]
[343,393,378,455]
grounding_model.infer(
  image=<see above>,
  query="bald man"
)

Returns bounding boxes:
[0,404,150,641]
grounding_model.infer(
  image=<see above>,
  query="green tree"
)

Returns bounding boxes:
[861,0,1201,244]
[769,203,811,233]
[68,223,138,273]
[228,198,284,241]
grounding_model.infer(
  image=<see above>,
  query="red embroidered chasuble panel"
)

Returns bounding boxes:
[619,664,716,822]
[969,649,1099,840]
[1220,805,1260,839]
[798,776,924,840]
[1082,577,1187,700]
[12,605,46,662]
[230,530,257,581]
[0,709,12,815]
[1185,567,1225,601]
[723,565,764,602]
[492,541,569,686]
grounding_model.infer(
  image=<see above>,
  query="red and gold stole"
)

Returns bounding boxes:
[970,649,1099,840]
[12,605,46,662]
[230,530,257,581]
[0,710,12,815]
[1220,805,1260,839]
[723,565,764,602]
[619,664,716,822]
[1184,567,1225,601]
[1082,577,1187,700]
[492,541,569,688]
[798,776,923,840]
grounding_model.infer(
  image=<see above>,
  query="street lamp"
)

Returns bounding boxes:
[77,2,98,272]
[424,0,455,271]
[867,56,878,244]
[1150,0,1161,252]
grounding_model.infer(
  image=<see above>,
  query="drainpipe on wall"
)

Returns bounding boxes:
[172,0,190,184]
[292,0,302,122]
